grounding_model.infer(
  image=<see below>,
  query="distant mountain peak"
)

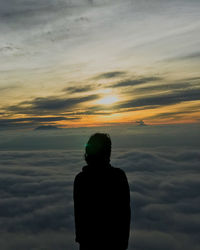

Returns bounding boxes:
[34,125,60,130]
[136,120,148,126]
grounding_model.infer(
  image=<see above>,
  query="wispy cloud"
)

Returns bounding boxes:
[7,94,100,115]
[0,117,71,123]
[149,103,200,120]
[111,77,162,88]
[63,85,94,94]
[0,116,79,130]
[133,82,192,94]
[116,87,200,109]
[0,84,19,92]
[95,71,126,79]
[167,51,200,61]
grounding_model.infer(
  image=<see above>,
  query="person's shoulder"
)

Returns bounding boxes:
[110,166,126,176]
[74,165,88,180]
[110,167,128,186]
[74,170,83,183]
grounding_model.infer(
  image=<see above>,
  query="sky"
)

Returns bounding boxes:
[0,0,200,130]
[0,123,200,150]
[0,2,200,249]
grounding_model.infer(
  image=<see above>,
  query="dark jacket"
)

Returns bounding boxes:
[73,164,131,250]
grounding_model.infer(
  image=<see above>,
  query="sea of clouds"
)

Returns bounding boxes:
[0,147,199,250]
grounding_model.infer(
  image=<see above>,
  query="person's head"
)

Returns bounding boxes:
[84,133,112,166]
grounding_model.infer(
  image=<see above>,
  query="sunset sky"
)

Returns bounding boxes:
[1,2,200,249]
[1,0,200,129]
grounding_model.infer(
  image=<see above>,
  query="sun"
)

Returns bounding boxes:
[96,95,119,105]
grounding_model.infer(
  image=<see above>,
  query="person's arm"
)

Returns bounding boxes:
[120,170,131,249]
[73,174,82,243]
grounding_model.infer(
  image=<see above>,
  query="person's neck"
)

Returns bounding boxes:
[88,162,111,168]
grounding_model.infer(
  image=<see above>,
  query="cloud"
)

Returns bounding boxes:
[116,87,200,109]
[63,85,94,94]
[28,94,99,110]
[0,84,19,92]
[7,94,100,115]
[70,110,113,116]
[111,77,162,88]
[149,104,200,120]
[0,0,91,19]
[0,1,65,31]
[0,116,79,130]
[0,231,75,250]
[0,147,199,249]
[168,51,200,61]
[0,116,77,123]
[133,82,192,94]
[185,76,200,81]
[95,71,126,79]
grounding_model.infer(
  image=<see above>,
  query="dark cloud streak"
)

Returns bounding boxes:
[168,51,200,61]
[116,88,200,109]
[0,116,77,123]
[28,94,99,110]
[111,77,162,88]
[133,82,192,93]
[0,116,80,130]
[63,85,94,94]
[149,104,200,120]
[7,94,100,115]
[96,71,126,79]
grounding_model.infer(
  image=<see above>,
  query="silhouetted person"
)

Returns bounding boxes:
[73,133,131,250]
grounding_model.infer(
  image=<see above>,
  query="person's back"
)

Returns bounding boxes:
[73,133,131,250]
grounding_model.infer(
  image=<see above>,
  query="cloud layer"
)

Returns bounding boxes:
[0,147,199,249]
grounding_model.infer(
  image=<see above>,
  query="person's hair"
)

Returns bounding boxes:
[84,133,112,165]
